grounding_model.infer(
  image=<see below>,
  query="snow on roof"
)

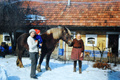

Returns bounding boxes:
[25,14,47,21]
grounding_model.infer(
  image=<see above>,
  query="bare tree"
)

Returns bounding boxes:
[0,1,40,52]
[1,3,26,51]
[95,42,107,62]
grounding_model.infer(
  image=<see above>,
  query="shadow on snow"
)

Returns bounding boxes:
[23,59,88,77]
[107,70,120,80]
[5,69,20,80]
[7,76,20,80]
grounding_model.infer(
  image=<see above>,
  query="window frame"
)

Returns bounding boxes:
[85,34,97,46]
[3,33,11,43]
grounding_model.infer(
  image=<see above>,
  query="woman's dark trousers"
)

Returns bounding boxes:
[29,52,39,77]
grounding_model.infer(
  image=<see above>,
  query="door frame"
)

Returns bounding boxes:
[106,32,120,57]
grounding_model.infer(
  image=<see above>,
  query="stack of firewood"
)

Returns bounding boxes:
[93,61,111,70]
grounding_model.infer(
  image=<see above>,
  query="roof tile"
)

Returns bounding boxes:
[18,0,120,27]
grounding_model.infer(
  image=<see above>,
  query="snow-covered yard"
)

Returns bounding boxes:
[0,56,120,80]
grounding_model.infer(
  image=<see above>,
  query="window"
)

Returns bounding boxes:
[71,32,76,39]
[3,33,11,43]
[4,36,10,41]
[86,34,97,46]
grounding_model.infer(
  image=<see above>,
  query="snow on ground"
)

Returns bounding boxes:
[0,66,7,80]
[0,56,120,80]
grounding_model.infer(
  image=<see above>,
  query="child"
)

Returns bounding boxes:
[34,29,43,55]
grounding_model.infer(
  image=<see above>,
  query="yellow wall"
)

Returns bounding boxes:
[83,35,106,51]
[59,40,63,49]
[0,33,12,46]
[97,35,106,50]
[53,33,107,60]
[7,43,12,46]
[59,34,107,51]
[0,34,3,45]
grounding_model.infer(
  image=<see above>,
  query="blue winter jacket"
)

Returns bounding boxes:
[34,35,43,48]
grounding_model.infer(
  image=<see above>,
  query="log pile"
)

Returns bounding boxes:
[93,61,111,70]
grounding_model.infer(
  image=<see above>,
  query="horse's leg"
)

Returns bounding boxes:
[46,53,52,71]
[16,57,19,66]
[16,50,20,66]
[37,53,46,72]
[16,50,24,68]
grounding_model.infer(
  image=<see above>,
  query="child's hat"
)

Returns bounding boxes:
[34,29,40,34]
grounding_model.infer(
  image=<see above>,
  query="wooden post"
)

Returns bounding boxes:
[64,43,66,64]
[93,43,95,61]
[114,54,117,66]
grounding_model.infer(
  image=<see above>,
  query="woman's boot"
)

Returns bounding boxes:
[79,68,81,73]
[79,60,82,74]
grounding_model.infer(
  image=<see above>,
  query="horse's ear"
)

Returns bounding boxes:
[63,26,68,33]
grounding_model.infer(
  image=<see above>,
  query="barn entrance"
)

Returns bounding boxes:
[16,32,24,39]
[108,34,119,56]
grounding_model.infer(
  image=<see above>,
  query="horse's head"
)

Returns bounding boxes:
[46,26,73,46]
[61,27,73,46]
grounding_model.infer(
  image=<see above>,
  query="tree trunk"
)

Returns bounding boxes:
[93,51,95,62]
[100,53,103,62]
[9,32,16,54]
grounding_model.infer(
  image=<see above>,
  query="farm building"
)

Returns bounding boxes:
[0,0,120,60]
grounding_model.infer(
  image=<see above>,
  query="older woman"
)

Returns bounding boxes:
[27,29,38,79]
[71,33,84,74]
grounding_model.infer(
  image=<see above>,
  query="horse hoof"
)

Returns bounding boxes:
[37,68,42,72]
[46,67,51,71]
[20,65,24,68]
[37,65,42,72]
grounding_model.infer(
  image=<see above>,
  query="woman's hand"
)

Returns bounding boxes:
[80,52,83,57]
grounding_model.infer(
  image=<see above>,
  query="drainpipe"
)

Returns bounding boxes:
[68,0,71,6]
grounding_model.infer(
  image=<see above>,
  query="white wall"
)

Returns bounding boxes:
[106,34,108,51]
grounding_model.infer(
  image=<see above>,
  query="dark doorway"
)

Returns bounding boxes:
[16,32,24,39]
[108,34,119,56]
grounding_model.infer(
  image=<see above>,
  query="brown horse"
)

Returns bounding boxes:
[16,27,72,72]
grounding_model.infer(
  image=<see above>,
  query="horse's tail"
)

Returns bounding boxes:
[15,33,23,56]
[14,39,18,56]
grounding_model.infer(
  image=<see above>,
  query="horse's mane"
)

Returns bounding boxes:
[46,27,62,39]
[46,27,71,39]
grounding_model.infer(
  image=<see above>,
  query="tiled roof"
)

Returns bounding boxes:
[43,0,118,2]
[18,0,120,27]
